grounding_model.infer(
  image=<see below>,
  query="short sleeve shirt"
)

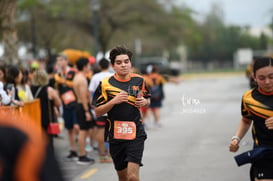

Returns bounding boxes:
[241,88,273,146]
[93,73,150,143]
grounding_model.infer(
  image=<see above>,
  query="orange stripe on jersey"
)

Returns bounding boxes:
[246,103,273,119]
[243,89,273,119]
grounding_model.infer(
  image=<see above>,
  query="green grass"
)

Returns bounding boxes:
[181,68,245,79]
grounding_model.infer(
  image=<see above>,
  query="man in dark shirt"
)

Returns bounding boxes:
[93,46,150,181]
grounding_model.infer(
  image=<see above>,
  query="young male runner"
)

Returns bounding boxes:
[93,46,150,181]
[54,54,79,160]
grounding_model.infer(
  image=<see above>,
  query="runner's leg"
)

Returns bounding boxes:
[127,162,140,181]
[117,168,127,181]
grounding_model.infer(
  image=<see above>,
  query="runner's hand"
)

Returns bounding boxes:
[85,112,92,121]
[229,139,239,152]
[265,117,273,129]
[112,91,128,104]
[135,97,146,108]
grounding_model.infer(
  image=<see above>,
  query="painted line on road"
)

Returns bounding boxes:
[80,168,98,179]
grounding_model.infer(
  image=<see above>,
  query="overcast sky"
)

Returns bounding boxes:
[175,0,273,28]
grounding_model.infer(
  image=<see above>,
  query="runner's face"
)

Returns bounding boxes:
[84,63,91,73]
[15,71,23,85]
[112,54,132,77]
[255,66,273,93]
[57,57,67,69]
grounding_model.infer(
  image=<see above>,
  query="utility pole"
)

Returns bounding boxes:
[90,0,100,57]
[31,12,37,58]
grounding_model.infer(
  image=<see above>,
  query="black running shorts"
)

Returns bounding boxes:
[75,103,95,130]
[252,158,273,179]
[95,116,107,128]
[110,137,145,171]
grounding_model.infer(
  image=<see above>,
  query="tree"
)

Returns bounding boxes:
[12,0,272,69]
[18,0,94,60]
[259,32,268,49]
[0,0,19,65]
[17,0,181,57]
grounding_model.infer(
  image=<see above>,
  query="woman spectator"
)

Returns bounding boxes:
[5,65,24,106]
[0,65,12,105]
[17,68,34,102]
[31,69,62,150]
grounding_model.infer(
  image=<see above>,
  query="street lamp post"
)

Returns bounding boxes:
[90,0,100,57]
[31,12,37,58]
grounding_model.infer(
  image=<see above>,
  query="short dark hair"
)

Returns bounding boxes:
[253,57,273,76]
[99,58,110,70]
[76,57,89,71]
[152,65,159,73]
[109,45,133,65]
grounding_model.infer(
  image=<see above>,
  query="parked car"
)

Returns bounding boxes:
[133,57,172,74]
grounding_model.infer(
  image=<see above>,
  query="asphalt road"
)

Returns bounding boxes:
[54,73,253,181]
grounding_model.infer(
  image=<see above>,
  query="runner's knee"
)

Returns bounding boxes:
[127,173,139,181]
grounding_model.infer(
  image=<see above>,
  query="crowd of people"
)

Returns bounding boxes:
[0,45,177,181]
[0,64,65,180]
[3,46,273,181]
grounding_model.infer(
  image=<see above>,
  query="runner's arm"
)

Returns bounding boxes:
[234,117,252,140]
[65,80,74,88]
[229,117,252,152]
[54,73,65,84]
[54,73,74,88]
[94,99,115,117]
[95,91,128,117]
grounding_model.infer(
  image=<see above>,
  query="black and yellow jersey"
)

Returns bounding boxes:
[54,67,77,108]
[241,87,273,146]
[54,67,76,94]
[148,73,167,86]
[93,73,150,143]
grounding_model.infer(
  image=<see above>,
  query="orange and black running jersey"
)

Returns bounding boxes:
[93,73,150,143]
[54,67,76,94]
[241,87,273,146]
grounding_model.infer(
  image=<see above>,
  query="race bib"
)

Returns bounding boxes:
[61,90,76,105]
[114,121,136,140]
